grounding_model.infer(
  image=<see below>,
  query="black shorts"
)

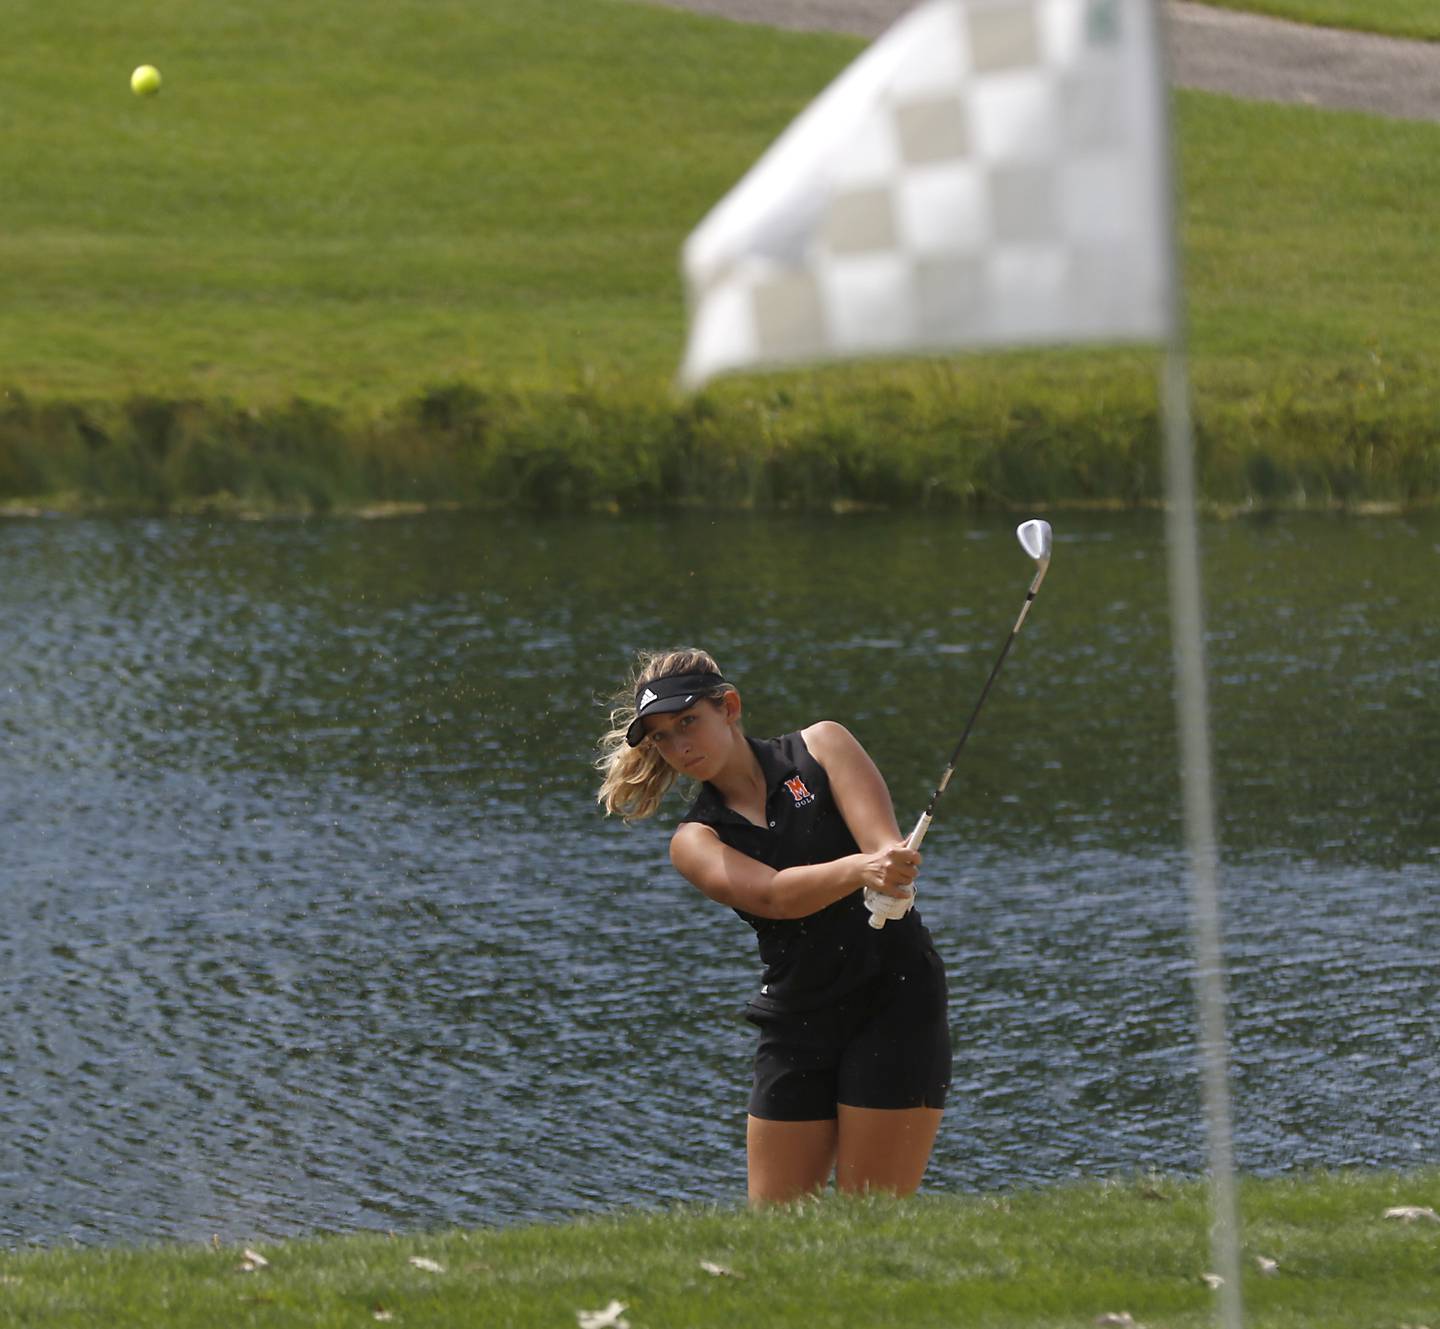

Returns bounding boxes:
[746,948,951,1121]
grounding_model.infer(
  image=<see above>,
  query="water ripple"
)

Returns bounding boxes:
[3,513,1437,1247]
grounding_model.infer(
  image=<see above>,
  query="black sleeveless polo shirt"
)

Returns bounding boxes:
[680,731,933,1016]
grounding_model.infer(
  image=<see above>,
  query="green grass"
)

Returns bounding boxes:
[2,0,1435,409]
[1199,0,1440,41]
[1176,93,1439,395]
[1,0,1438,512]
[2,0,853,405]
[3,1172,1438,1328]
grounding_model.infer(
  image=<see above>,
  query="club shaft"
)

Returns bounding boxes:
[916,566,1048,832]
[869,533,1051,928]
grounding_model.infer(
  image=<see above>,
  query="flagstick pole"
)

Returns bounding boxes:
[1153,1,1244,1319]
[1161,345,1244,1329]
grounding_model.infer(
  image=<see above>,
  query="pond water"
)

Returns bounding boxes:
[2,509,1436,1247]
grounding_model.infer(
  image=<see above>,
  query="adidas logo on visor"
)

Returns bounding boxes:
[639,687,658,709]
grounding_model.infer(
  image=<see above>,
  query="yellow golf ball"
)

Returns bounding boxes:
[130,65,162,98]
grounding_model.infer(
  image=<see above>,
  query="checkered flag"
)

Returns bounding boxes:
[679,0,1174,388]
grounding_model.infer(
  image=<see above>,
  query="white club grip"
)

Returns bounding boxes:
[865,812,929,930]
[864,886,913,929]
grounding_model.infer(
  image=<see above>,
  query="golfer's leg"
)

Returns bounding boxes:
[747,1116,837,1205]
[834,1105,943,1196]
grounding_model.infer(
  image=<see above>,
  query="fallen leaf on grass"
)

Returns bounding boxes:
[239,1249,269,1272]
[1201,1273,1224,1289]
[409,1256,445,1273]
[700,1260,739,1277]
[577,1299,630,1329]
[1255,1256,1278,1276]
[1385,1206,1440,1223]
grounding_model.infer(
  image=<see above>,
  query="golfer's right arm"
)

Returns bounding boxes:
[671,823,917,920]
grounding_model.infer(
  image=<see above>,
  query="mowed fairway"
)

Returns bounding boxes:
[1,0,859,405]
[1196,0,1439,40]
[3,0,1438,424]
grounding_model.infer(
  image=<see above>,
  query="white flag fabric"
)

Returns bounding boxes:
[679,0,1173,388]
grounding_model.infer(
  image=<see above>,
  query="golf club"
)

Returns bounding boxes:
[867,518,1054,929]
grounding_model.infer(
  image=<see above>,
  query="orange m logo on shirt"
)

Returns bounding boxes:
[784,775,814,805]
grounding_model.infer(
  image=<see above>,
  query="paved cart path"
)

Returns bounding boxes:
[651,0,1440,123]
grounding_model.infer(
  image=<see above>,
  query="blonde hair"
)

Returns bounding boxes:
[596,647,736,821]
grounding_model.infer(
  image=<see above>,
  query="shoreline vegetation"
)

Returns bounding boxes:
[4,2,1438,519]
[3,360,1436,518]
[4,1172,1438,1327]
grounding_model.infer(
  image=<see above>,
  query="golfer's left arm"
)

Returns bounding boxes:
[802,721,912,858]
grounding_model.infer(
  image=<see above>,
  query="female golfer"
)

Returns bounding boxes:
[597,647,950,1204]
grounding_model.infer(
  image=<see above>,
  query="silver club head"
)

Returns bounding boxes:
[1016,519,1052,568]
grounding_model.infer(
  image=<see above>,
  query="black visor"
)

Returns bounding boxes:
[625,671,726,747]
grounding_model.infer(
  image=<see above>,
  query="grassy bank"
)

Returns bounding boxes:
[4,359,1436,516]
[4,1172,1438,1327]
[3,0,1438,513]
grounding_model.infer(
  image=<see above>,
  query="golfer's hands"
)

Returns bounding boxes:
[861,842,918,927]
[859,842,919,895]
[862,843,918,897]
